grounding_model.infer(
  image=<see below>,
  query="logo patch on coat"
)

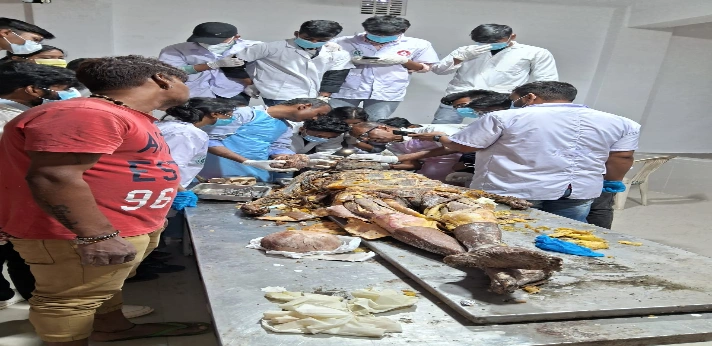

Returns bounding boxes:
[352,50,363,57]
[397,50,411,57]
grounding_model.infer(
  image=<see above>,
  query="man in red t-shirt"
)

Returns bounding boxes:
[0,56,211,345]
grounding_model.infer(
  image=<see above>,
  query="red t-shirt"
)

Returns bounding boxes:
[0,98,180,240]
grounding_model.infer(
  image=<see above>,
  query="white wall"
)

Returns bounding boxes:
[12,0,615,124]
[638,22,712,153]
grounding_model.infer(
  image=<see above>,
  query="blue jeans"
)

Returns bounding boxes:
[528,189,594,223]
[330,98,401,122]
[262,98,287,107]
[432,103,464,124]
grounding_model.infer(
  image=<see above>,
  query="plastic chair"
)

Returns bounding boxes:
[613,156,675,209]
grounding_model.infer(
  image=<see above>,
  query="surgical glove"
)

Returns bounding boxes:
[171,191,198,211]
[352,55,409,65]
[602,180,626,193]
[307,159,336,169]
[207,56,245,69]
[348,154,399,164]
[243,85,261,98]
[322,42,343,52]
[308,153,343,161]
[316,95,331,102]
[445,172,474,184]
[243,160,299,172]
[450,44,492,61]
[535,235,604,257]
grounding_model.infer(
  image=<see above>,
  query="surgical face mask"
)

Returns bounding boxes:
[366,33,399,44]
[34,59,68,68]
[39,87,81,103]
[214,117,236,126]
[200,40,235,55]
[477,36,512,51]
[4,32,42,54]
[294,37,326,49]
[456,107,479,118]
[303,135,330,143]
[510,95,526,109]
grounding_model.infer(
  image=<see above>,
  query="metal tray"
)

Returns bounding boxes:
[191,183,271,202]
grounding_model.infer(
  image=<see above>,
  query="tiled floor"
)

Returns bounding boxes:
[2,189,712,346]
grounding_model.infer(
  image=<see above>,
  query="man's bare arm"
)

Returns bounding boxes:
[208,146,248,163]
[26,151,115,237]
[605,151,635,181]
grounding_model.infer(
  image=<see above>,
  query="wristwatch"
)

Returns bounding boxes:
[433,135,442,142]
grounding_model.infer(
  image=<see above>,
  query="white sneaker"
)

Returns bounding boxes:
[0,291,25,310]
[122,305,155,319]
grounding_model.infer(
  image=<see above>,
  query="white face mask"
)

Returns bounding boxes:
[4,31,42,55]
[199,39,235,55]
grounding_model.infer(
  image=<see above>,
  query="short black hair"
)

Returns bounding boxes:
[66,58,88,71]
[327,106,369,122]
[299,20,343,38]
[163,97,236,123]
[378,117,412,128]
[0,61,78,95]
[362,15,410,36]
[304,116,350,134]
[2,44,64,60]
[441,89,504,105]
[279,98,331,110]
[470,24,512,43]
[513,81,577,102]
[0,18,54,39]
[464,91,512,109]
[76,55,188,93]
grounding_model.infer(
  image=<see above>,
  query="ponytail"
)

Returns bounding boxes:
[162,97,237,123]
[163,104,203,122]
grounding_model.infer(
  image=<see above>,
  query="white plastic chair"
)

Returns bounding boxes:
[613,156,675,209]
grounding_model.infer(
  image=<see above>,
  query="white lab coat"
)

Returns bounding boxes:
[289,121,344,155]
[431,42,558,94]
[0,99,30,138]
[159,40,261,98]
[233,39,354,100]
[331,34,439,101]
[156,120,209,188]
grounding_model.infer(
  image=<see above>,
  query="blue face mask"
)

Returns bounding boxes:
[510,95,526,109]
[456,107,479,118]
[294,37,326,49]
[5,32,43,55]
[303,135,330,143]
[214,117,235,126]
[56,88,82,100]
[366,33,399,44]
[39,87,81,104]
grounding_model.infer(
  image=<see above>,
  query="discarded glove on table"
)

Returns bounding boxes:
[261,289,417,338]
[535,235,604,257]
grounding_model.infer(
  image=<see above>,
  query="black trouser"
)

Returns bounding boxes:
[0,242,35,300]
[586,192,615,229]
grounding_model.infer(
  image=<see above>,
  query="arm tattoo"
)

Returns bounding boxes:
[49,205,79,230]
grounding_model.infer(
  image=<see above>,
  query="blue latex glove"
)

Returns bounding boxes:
[171,191,198,211]
[602,180,626,193]
[535,235,604,257]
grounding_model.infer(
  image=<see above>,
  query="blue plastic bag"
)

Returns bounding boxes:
[535,235,604,257]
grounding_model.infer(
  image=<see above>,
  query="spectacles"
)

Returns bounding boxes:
[357,126,378,139]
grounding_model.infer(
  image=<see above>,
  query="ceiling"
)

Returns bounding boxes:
[501,0,639,7]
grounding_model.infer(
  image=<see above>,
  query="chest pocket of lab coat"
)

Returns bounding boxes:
[487,57,530,88]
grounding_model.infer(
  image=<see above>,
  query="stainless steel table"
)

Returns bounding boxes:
[186,202,712,346]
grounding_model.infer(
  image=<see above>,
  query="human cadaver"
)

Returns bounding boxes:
[242,170,563,294]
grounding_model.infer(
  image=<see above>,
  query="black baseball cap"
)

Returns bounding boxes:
[187,22,238,45]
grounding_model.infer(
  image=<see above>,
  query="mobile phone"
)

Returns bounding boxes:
[361,56,380,60]
[393,130,416,136]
